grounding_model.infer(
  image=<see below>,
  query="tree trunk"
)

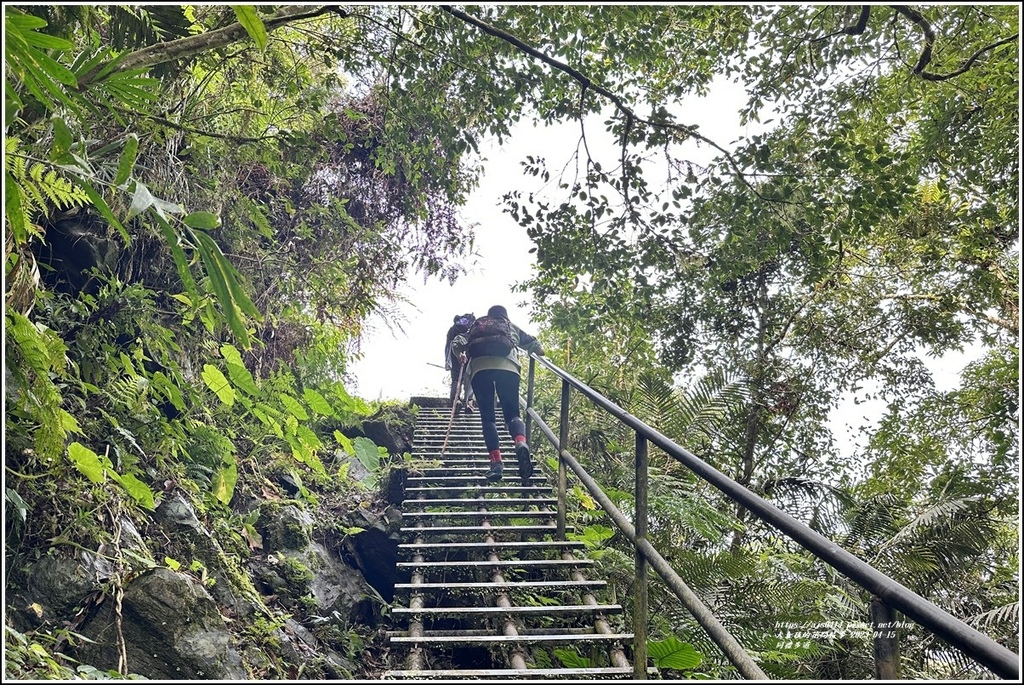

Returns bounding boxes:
[78,5,343,88]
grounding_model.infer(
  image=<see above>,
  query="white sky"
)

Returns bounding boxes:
[343,122,551,402]
[346,78,756,401]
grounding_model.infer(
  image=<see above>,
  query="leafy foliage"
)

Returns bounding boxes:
[3,3,1017,680]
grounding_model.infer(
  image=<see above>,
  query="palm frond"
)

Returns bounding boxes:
[964,601,1019,632]
[636,368,749,448]
[760,475,857,537]
[107,5,193,51]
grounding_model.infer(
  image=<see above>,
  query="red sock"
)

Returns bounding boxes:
[514,435,526,446]
[489,449,502,463]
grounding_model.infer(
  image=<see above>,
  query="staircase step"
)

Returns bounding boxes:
[383,667,649,679]
[388,632,631,646]
[405,486,551,496]
[395,579,606,591]
[402,524,557,536]
[397,558,593,570]
[392,398,635,678]
[404,498,558,507]
[411,468,535,478]
[399,540,584,551]
[406,475,547,485]
[391,603,617,616]
[405,510,556,519]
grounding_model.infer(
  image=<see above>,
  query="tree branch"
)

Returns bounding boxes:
[811,5,871,43]
[131,109,283,144]
[79,5,347,88]
[438,5,776,202]
[890,5,1018,81]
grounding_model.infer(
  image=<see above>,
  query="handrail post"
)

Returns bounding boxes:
[525,356,536,446]
[557,379,570,540]
[633,432,649,679]
[871,597,902,679]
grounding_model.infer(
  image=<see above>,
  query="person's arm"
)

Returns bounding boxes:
[451,333,468,360]
[512,324,544,356]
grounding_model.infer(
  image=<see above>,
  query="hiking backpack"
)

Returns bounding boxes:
[446,314,475,359]
[465,315,515,358]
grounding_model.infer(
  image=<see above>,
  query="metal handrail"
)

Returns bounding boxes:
[523,354,1020,680]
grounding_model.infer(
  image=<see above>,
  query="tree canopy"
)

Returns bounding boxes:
[4,4,1018,679]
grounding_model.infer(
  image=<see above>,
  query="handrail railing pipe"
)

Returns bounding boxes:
[526,404,769,679]
[525,353,1020,681]
[556,379,570,540]
[634,432,650,680]
[525,357,536,447]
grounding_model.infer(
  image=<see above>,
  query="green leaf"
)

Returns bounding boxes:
[648,636,702,670]
[302,387,335,416]
[278,393,309,420]
[221,344,259,395]
[50,116,73,160]
[110,471,155,509]
[6,487,30,522]
[201,364,235,406]
[334,430,354,454]
[67,442,106,483]
[153,214,198,296]
[113,134,138,187]
[183,211,221,230]
[232,6,268,50]
[4,172,28,243]
[211,458,238,505]
[353,436,381,473]
[192,229,254,345]
[553,649,591,668]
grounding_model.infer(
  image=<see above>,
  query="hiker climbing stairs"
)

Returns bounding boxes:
[384,399,644,679]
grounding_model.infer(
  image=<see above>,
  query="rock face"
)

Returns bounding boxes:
[72,567,246,679]
[6,404,417,679]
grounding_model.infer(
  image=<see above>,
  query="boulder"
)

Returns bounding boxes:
[73,567,246,679]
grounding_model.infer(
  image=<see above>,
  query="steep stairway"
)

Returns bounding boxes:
[384,399,642,679]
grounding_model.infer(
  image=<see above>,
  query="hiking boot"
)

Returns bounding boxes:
[463,401,475,414]
[515,442,534,484]
[453,400,463,416]
[486,461,503,483]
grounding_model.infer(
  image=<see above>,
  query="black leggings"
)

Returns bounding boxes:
[470,369,526,452]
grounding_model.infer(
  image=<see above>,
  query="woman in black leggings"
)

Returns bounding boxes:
[451,305,544,484]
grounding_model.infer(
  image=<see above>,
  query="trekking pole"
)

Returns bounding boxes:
[438,362,465,461]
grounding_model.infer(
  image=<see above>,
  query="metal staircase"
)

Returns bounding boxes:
[384,400,641,679]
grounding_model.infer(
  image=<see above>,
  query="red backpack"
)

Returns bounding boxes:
[466,315,515,358]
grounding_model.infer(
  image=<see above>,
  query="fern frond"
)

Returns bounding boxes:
[964,601,1019,631]
[105,374,150,409]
